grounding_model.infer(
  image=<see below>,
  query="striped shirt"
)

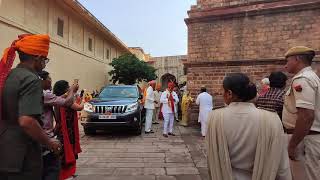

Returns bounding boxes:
[256,88,285,119]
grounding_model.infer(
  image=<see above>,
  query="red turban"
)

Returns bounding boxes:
[168,82,175,89]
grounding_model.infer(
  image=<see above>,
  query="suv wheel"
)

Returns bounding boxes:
[84,127,96,135]
[134,115,142,135]
[134,127,142,135]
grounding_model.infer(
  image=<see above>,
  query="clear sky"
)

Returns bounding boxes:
[77,0,196,57]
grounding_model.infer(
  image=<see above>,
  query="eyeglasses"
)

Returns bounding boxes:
[42,57,50,65]
[36,56,50,64]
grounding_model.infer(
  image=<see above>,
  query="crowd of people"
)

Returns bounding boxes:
[142,46,320,180]
[0,34,319,180]
[206,46,320,180]
[142,79,214,138]
[0,34,86,180]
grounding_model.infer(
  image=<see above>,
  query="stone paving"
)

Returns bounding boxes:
[75,122,209,180]
[75,121,306,180]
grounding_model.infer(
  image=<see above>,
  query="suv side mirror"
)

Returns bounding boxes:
[139,94,143,99]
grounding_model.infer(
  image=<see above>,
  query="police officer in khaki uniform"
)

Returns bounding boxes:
[282,46,320,180]
[0,34,62,180]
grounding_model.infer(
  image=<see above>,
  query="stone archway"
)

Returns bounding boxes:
[161,73,176,90]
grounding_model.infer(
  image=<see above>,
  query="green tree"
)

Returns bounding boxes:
[108,54,157,85]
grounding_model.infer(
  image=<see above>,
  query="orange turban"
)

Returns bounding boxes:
[1,34,50,64]
[0,34,50,118]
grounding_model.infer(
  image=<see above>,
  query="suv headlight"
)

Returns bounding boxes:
[126,102,139,113]
[84,103,94,113]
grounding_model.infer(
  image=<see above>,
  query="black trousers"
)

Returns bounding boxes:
[42,152,61,180]
[0,143,42,180]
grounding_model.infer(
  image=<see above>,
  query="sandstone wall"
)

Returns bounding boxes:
[188,3,320,62]
[186,0,320,124]
[196,0,281,9]
[0,0,129,91]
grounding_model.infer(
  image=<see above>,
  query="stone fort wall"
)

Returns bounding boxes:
[195,0,282,9]
[185,0,320,124]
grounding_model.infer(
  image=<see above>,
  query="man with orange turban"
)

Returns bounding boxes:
[0,34,61,180]
[160,82,179,137]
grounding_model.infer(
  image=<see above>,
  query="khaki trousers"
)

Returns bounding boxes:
[153,107,160,122]
[287,134,320,180]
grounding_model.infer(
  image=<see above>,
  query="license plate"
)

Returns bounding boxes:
[99,115,116,119]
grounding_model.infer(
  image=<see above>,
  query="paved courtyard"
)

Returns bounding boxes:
[76,122,209,180]
[76,121,306,180]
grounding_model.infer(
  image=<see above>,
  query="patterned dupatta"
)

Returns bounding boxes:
[168,90,175,113]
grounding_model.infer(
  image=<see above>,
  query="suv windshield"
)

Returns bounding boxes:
[99,86,139,98]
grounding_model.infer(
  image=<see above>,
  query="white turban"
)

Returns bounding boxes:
[261,78,270,85]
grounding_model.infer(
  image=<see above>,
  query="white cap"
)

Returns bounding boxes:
[261,78,270,85]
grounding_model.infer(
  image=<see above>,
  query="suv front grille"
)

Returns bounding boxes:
[94,105,127,114]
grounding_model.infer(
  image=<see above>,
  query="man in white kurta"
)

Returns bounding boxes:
[144,80,156,133]
[196,87,213,137]
[160,82,179,137]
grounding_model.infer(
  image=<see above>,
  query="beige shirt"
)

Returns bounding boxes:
[282,67,320,132]
[154,90,161,108]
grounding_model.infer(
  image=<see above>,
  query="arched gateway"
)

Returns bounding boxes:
[161,73,176,90]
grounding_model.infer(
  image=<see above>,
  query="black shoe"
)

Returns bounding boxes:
[145,130,155,134]
[152,122,159,124]
[168,133,176,136]
[163,134,168,138]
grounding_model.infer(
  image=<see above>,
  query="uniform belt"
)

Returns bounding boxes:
[285,128,320,135]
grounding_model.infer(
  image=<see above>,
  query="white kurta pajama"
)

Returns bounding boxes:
[160,90,179,134]
[206,102,292,180]
[196,92,213,136]
[144,86,155,132]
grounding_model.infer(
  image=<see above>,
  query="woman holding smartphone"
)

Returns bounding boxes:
[53,80,84,180]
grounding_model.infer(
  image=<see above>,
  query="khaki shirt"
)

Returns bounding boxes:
[282,67,320,132]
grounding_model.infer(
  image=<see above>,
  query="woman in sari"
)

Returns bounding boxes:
[53,80,84,180]
[179,91,193,126]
